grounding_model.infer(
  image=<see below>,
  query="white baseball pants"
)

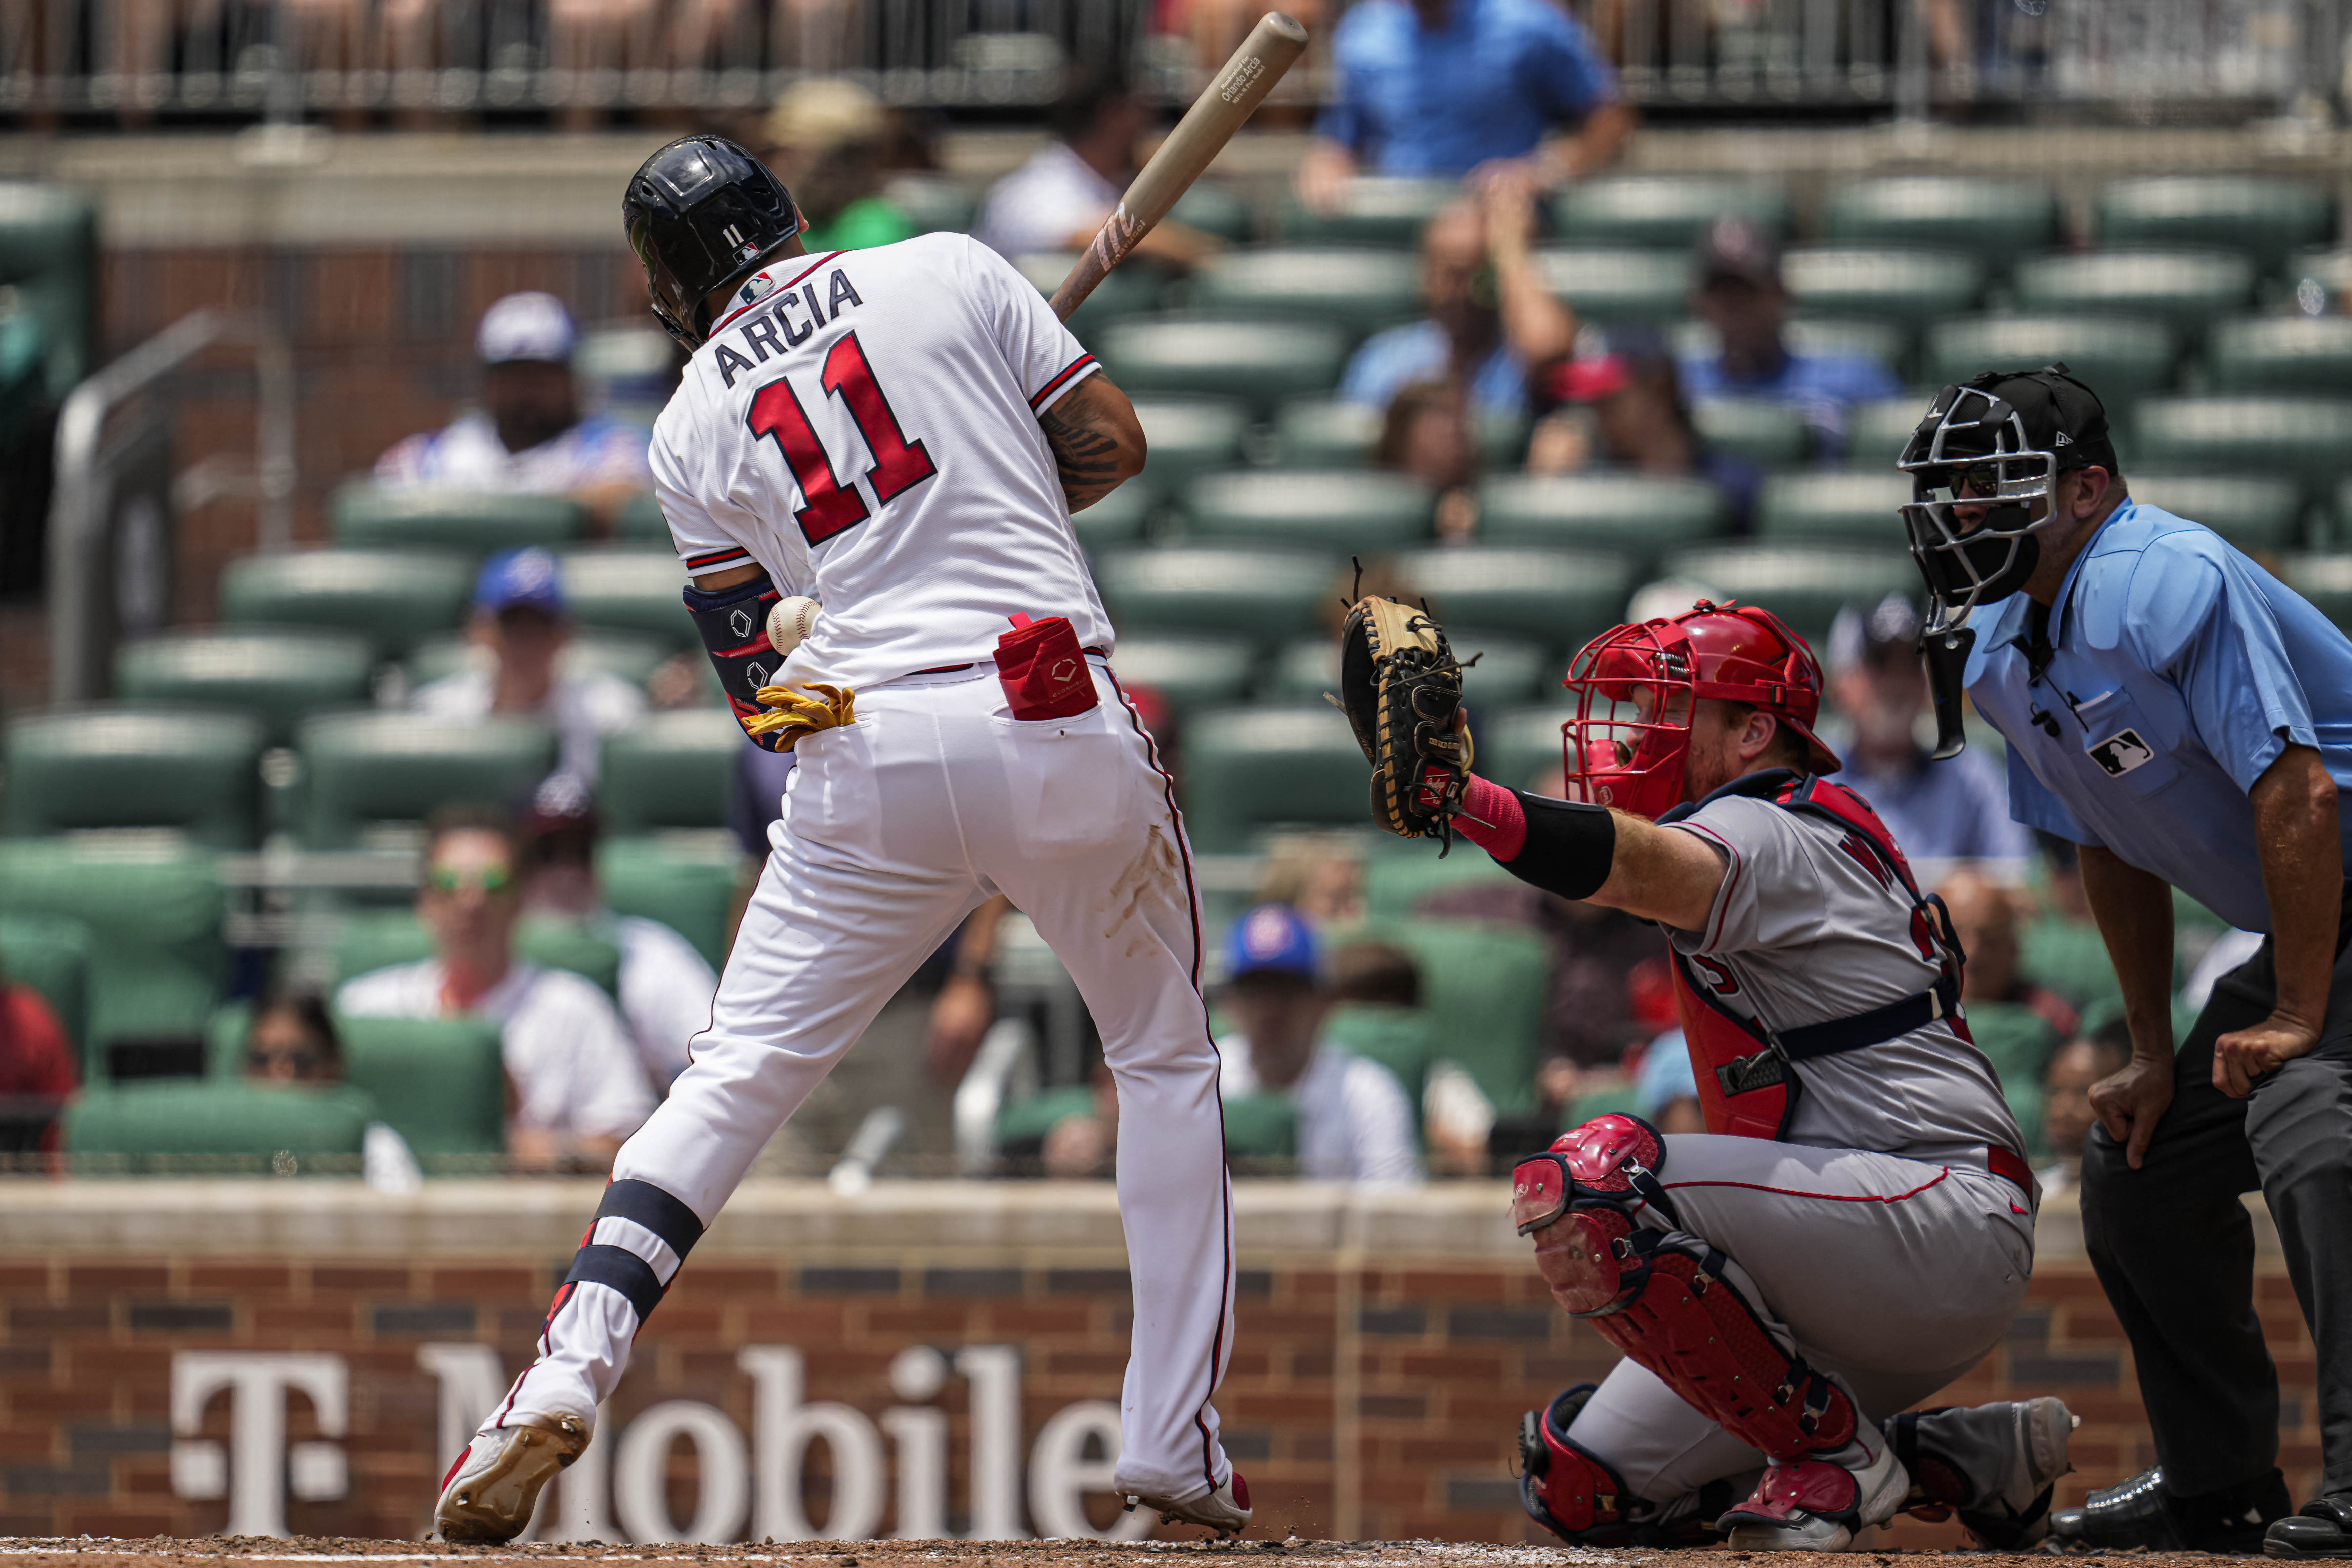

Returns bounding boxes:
[1567,1135,2036,1503]
[496,658,1239,1505]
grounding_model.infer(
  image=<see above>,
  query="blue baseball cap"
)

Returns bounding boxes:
[1224,903,1319,982]
[475,547,567,616]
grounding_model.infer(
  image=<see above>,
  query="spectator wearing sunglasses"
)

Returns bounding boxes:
[242,987,422,1193]
[338,805,653,1173]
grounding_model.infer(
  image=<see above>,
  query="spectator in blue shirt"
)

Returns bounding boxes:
[1913,366,2352,1555]
[1337,170,1577,421]
[1297,0,1632,209]
[1677,215,1901,463]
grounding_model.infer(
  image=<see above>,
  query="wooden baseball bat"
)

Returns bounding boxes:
[1050,11,1309,321]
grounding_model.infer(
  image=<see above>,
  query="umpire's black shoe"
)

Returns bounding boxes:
[2049,1465,2289,1555]
[2267,1495,2352,1558]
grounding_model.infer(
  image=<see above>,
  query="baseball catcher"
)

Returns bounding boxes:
[1350,595,2074,1550]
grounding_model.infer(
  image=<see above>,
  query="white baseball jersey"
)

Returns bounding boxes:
[650,233,1114,689]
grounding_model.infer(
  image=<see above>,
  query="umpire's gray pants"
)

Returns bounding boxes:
[2082,913,2352,1498]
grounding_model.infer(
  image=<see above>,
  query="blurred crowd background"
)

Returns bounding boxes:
[0,0,2348,1191]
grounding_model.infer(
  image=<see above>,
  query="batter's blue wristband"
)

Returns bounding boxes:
[684,569,788,752]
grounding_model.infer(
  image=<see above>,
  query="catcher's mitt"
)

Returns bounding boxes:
[1336,596,1474,850]
[743,682,857,751]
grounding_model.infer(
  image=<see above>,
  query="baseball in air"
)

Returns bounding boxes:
[768,596,820,655]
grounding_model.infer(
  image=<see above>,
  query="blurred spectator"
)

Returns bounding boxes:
[974,68,1223,268]
[517,774,719,1092]
[374,292,653,530]
[412,548,646,785]
[2036,1018,2133,1193]
[1420,877,1661,1071]
[1258,833,1369,928]
[757,79,914,252]
[1217,905,1420,1184]
[2017,835,2127,1019]
[241,988,421,1194]
[1377,379,1481,542]
[1527,329,1765,532]
[0,964,76,1157]
[1040,1063,1121,1179]
[925,894,1012,1087]
[1676,216,1901,461]
[338,806,653,1173]
[1940,865,2078,1144]
[1825,594,2034,876]
[1167,0,1330,78]
[1297,0,1631,207]
[1338,173,1577,420]
[1634,1029,1706,1136]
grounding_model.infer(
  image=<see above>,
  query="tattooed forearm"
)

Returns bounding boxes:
[1038,376,1144,513]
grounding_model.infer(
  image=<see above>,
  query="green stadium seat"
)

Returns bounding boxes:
[297,713,556,849]
[64,1080,374,1169]
[1399,545,1634,654]
[559,549,695,651]
[1822,178,2060,278]
[1170,183,1255,245]
[336,909,622,998]
[1181,469,1433,550]
[1477,474,1728,564]
[0,181,97,400]
[1071,480,1159,553]
[1179,702,1373,850]
[1755,472,1911,545]
[0,837,226,1076]
[1266,632,1550,709]
[2135,396,2352,504]
[330,485,587,553]
[1535,247,1692,325]
[1131,397,1251,491]
[337,1014,506,1162]
[218,548,473,659]
[601,707,740,833]
[0,912,92,1066]
[1661,543,1919,648]
[2096,177,2335,278]
[407,630,671,692]
[4,705,265,848]
[1479,705,1575,792]
[114,629,375,747]
[1321,1004,1440,1117]
[2207,316,2352,395]
[1187,247,1422,337]
[1097,546,1338,647]
[881,175,978,235]
[1374,919,1552,1114]
[2011,251,2256,342]
[2283,553,2352,632]
[1012,252,1170,346]
[1360,848,1516,925]
[1847,398,1933,471]
[1783,248,1985,328]
[1278,177,1459,247]
[1964,999,2059,1151]
[995,1084,1096,1154]
[1095,315,1350,413]
[601,833,741,972]
[1693,398,1812,468]
[1108,635,1257,719]
[2128,473,2305,553]
[1268,398,1527,470]
[1221,1092,1300,1162]
[616,492,669,546]
[1552,177,1791,249]
[1924,315,2177,415]
[1674,318,1909,381]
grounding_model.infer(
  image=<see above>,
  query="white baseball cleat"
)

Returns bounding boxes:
[1125,1471,1253,1536]
[433,1413,587,1544]
[1720,1439,1910,1552]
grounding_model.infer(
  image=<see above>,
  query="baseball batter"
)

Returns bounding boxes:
[434,136,1248,1542]
[1355,600,2072,1549]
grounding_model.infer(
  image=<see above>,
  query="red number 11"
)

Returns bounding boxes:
[745,330,938,547]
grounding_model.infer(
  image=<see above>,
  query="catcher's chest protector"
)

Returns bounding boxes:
[1666,774,1964,1142]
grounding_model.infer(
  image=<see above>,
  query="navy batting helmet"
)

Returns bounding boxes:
[622,136,803,350]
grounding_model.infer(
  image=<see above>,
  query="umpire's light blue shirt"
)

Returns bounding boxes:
[1313,0,1617,176]
[1965,500,2352,932]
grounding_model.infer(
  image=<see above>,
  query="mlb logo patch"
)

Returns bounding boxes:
[2087,727,2155,777]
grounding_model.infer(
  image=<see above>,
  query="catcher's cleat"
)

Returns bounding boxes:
[433,1413,587,1543]
[1124,1471,1252,1537]
[1890,1396,2077,1547]
[1718,1439,1908,1552]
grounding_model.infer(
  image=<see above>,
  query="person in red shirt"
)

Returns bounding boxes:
[0,972,79,1157]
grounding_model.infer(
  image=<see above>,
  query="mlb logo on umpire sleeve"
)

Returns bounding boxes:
[2087,727,2155,777]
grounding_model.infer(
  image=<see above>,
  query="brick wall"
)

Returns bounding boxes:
[0,1189,2325,1545]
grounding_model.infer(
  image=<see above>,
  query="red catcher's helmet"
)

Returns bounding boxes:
[1561,600,1843,820]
